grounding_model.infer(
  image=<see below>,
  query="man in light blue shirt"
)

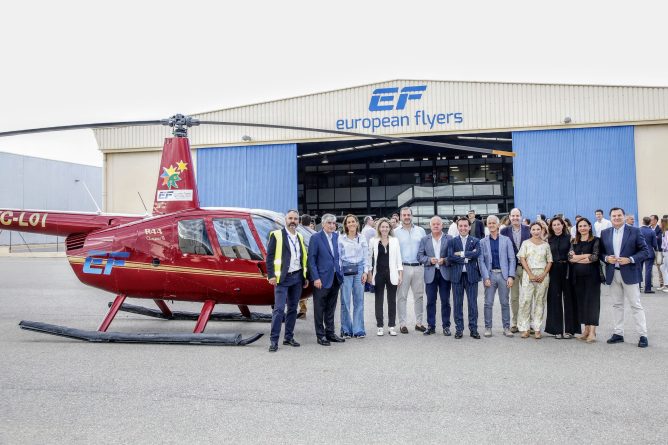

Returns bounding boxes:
[394,207,427,333]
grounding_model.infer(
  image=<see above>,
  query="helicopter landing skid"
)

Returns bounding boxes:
[111,302,273,323]
[18,321,263,345]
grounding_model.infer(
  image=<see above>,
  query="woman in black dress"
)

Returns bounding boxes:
[568,217,601,343]
[545,217,580,338]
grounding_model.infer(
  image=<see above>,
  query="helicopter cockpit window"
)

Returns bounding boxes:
[213,218,263,261]
[177,219,214,255]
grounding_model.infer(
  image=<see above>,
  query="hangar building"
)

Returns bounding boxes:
[0,152,101,248]
[94,80,668,226]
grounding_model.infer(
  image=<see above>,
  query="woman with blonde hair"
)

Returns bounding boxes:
[338,214,369,338]
[368,217,403,336]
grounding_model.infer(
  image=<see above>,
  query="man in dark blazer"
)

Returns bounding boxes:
[468,210,485,239]
[266,210,309,352]
[447,218,484,339]
[500,208,531,332]
[418,216,452,336]
[640,216,658,293]
[307,213,344,346]
[600,207,650,348]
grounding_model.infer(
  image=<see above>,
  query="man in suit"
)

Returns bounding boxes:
[479,215,516,338]
[418,216,452,336]
[468,210,485,239]
[307,213,345,346]
[447,217,483,339]
[600,207,650,348]
[640,216,658,293]
[266,210,309,352]
[500,208,531,333]
[650,214,664,290]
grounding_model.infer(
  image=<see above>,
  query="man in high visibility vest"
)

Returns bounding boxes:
[266,210,309,352]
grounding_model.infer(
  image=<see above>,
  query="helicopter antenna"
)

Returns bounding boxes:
[74,179,102,214]
[137,192,149,215]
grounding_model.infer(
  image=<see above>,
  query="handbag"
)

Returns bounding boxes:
[655,251,663,266]
[343,264,359,276]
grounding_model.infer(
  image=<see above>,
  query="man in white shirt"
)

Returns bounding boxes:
[447,216,460,237]
[593,209,612,237]
[394,207,427,333]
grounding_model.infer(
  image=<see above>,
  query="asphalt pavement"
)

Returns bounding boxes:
[1,257,666,444]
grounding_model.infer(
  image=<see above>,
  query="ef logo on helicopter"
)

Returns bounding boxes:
[83,250,130,275]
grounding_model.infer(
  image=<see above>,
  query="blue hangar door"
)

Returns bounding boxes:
[196,144,297,213]
[512,126,637,220]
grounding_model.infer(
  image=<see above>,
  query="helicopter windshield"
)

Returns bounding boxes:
[251,214,314,251]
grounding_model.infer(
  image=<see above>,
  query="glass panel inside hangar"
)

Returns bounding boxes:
[297,133,514,227]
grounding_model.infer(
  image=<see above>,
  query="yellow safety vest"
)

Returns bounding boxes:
[270,229,308,283]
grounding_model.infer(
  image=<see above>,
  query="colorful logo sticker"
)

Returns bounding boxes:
[160,160,188,189]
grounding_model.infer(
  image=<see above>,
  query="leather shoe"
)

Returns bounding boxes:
[268,342,278,352]
[296,312,306,319]
[414,324,427,332]
[326,334,345,343]
[510,326,519,333]
[282,338,300,347]
[443,327,451,336]
[400,326,409,334]
[470,331,481,339]
[644,290,655,294]
[317,337,331,346]
[455,331,463,339]
[638,336,649,348]
[606,334,624,344]
[423,328,435,336]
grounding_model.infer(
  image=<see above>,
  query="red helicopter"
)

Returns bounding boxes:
[0,114,513,345]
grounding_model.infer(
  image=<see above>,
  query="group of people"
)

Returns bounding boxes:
[265,207,667,352]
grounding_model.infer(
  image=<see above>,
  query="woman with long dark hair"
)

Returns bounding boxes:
[569,217,601,343]
[545,217,580,339]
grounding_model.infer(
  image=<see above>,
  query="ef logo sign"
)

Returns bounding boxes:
[83,251,130,275]
[368,85,427,112]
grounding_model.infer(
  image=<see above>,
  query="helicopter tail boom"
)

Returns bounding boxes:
[0,208,142,237]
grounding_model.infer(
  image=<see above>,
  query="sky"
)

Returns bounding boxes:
[0,0,666,167]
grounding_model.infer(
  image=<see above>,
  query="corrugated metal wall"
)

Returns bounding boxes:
[196,144,297,213]
[512,126,637,222]
[95,80,668,150]
[0,153,102,245]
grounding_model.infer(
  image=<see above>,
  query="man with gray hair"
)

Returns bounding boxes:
[500,208,531,333]
[479,215,516,337]
[394,207,427,333]
[307,213,345,346]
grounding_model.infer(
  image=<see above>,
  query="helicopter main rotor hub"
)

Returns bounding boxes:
[160,114,200,137]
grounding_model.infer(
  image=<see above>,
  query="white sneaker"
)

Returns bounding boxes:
[389,327,397,336]
[663,288,668,293]
[503,329,514,338]
[484,328,492,337]
[377,327,384,336]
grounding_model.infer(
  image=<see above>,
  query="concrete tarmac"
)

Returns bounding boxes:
[1,257,666,444]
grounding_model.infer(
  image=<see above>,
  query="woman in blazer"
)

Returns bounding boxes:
[368,217,403,336]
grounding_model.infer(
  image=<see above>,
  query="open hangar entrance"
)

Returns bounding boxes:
[296,132,514,227]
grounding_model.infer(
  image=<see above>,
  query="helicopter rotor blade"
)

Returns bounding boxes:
[0,114,514,157]
[0,121,163,138]
[199,120,514,157]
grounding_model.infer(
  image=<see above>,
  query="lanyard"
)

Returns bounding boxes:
[287,233,300,259]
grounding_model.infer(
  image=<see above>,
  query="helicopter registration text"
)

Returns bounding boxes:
[0,211,48,228]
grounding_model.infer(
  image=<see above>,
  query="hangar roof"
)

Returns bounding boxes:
[94,79,668,152]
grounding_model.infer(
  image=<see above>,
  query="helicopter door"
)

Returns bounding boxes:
[211,217,266,297]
